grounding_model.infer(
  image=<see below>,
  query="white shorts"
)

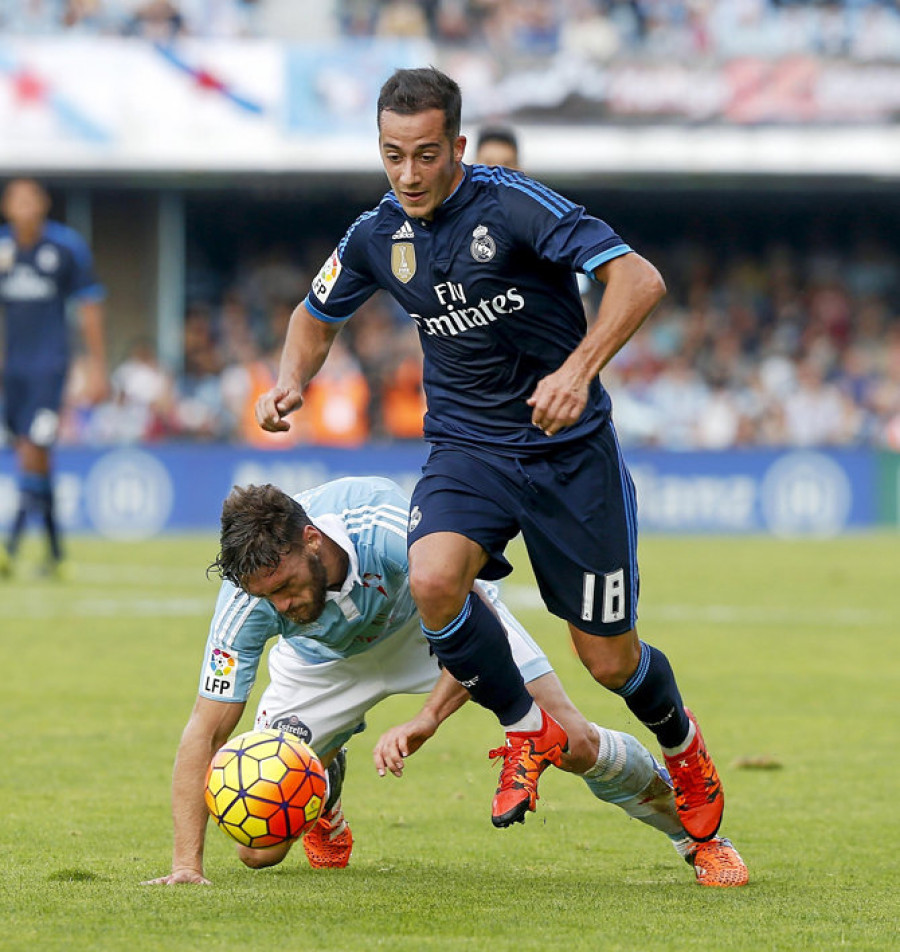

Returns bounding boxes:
[254,583,552,757]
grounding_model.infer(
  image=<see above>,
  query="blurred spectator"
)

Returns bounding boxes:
[375,0,429,37]
[86,337,176,443]
[121,0,186,39]
[474,124,520,169]
[300,335,371,446]
[174,301,229,440]
[220,300,307,449]
[780,358,859,447]
[381,323,426,440]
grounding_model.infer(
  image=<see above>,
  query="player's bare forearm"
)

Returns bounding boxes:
[373,670,470,777]
[143,697,243,885]
[256,302,341,432]
[79,300,109,403]
[528,253,665,435]
[580,252,664,371]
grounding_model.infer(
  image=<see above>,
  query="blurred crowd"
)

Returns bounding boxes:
[5,0,900,62]
[0,0,262,38]
[60,249,429,448]
[339,0,900,64]
[602,235,900,450]
[56,232,900,452]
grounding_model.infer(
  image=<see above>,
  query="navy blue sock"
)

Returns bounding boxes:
[34,476,62,562]
[7,473,44,555]
[421,593,533,726]
[613,641,690,748]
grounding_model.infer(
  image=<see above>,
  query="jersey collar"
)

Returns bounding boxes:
[384,163,472,222]
[310,512,362,620]
[432,163,471,219]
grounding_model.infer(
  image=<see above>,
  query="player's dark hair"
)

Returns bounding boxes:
[209,484,312,587]
[377,67,462,140]
[476,125,519,153]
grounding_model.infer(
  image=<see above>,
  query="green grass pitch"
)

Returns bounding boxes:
[0,532,897,951]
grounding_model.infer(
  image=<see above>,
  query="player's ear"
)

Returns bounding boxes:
[302,524,322,553]
[454,135,467,164]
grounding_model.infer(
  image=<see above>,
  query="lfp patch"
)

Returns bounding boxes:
[311,249,342,303]
[204,647,238,698]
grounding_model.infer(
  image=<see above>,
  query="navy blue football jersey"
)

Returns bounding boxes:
[304,164,631,455]
[0,220,104,372]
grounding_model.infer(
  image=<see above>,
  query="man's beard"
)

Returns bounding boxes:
[283,551,329,624]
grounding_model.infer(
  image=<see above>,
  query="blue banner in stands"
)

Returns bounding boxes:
[0,444,880,538]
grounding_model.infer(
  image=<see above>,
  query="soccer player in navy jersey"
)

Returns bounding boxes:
[256,67,727,841]
[0,178,107,577]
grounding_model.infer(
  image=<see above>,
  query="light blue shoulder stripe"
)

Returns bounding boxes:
[470,165,574,218]
[491,165,576,215]
[582,245,632,274]
[337,204,382,257]
[213,589,261,647]
[304,294,353,324]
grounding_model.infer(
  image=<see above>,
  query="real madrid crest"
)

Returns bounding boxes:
[470,224,496,262]
[391,242,416,284]
[36,244,60,273]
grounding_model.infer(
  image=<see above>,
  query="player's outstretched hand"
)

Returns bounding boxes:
[141,868,211,886]
[255,386,303,433]
[373,712,440,778]
[526,367,589,437]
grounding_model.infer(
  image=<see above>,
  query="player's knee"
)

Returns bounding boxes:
[580,654,635,691]
[237,846,287,870]
[409,564,468,624]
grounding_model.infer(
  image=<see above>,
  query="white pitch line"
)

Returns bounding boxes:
[0,582,890,627]
[499,585,892,628]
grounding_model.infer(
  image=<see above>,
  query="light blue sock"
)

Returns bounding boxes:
[582,724,694,859]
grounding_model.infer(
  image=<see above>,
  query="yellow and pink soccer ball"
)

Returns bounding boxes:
[205,730,327,848]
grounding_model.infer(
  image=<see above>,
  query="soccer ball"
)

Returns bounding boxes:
[205,729,327,849]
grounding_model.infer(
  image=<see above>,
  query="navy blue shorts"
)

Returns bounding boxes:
[2,369,66,444]
[408,423,639,636]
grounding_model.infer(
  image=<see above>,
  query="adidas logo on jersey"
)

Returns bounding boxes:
[392,220,414,240]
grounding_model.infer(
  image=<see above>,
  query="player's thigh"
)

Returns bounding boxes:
[254,640,383,757]
[375,619,443,696]
[408,446,520,584]
[521,425,639,637]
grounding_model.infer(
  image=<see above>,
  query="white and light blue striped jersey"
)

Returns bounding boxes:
[198,477,417,703]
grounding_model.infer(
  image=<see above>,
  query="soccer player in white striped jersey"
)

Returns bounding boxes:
[144,477,746,887]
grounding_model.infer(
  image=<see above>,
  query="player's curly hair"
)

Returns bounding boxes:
[209,484,312,587]
[377,66,461,141]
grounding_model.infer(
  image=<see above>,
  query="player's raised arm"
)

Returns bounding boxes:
[527,252,666,436]
[255,301,342,433]
[142,696,245,885]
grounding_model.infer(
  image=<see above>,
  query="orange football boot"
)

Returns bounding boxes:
[490,709,567,828]
[689,837,749,887]
[663,709,724,842]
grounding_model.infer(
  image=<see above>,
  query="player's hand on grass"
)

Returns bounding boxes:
[527,367,589,436]
[373,713,440,777]
[141,867,211,886]
[255,386,303,432]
